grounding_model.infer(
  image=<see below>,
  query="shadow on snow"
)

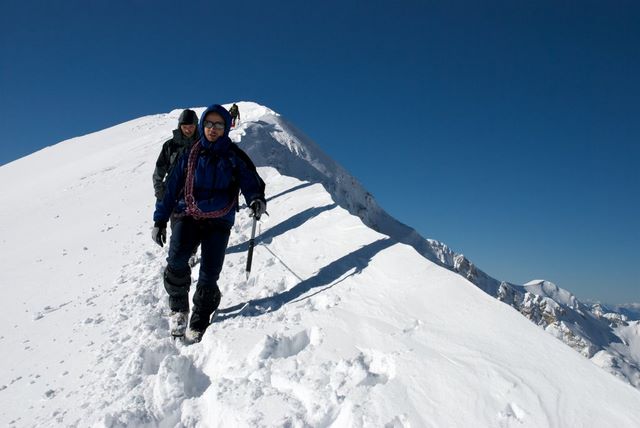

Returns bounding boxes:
[225,203,338,255]
[216,237,395,320]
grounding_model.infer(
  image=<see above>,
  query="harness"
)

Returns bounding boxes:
[183,139,238,219]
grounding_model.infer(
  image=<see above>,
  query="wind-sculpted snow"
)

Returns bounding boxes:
[228,102,640,391]
[1,102,640,426]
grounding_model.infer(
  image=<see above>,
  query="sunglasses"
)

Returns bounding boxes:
[203,120,225,130]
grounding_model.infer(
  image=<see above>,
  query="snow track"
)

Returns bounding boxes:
[51,185,404,427]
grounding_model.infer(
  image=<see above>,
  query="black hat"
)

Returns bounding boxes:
[178,109,198,125]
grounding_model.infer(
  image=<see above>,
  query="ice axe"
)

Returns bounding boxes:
[245,212,259,279]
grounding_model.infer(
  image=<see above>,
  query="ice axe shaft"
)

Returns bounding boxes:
[245,215,258,279]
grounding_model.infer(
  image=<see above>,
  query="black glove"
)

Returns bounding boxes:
[152,222,167,247]
[250,199,267,219]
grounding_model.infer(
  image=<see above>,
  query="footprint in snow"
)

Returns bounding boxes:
[252,327,321,360]
[331,349,396,392]
[499,402,527,423]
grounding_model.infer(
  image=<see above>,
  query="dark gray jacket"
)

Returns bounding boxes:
[152,129,198,200]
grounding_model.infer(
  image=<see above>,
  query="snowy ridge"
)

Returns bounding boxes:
[524,280,580,310]
[1,102,640,426]
[229,102,640,390]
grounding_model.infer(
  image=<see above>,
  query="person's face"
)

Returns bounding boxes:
[203,112,225,142]
[180,124,196,138]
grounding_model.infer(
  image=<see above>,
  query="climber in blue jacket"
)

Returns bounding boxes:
[152,104,266,342]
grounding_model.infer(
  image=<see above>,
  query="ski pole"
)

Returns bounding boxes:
[245,215,258,279]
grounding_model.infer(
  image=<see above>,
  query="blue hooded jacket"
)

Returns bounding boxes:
[153,104,265,228]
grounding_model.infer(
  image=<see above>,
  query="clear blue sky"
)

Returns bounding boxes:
[1,1,638,303]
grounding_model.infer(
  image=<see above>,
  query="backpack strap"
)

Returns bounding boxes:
[226,148,241,211]
[229,144,265,194]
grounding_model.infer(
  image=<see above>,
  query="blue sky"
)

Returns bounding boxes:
[1,1,638,303]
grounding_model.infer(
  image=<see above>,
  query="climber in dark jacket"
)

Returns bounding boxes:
[153,109,199,201]
[229,103,240,127]
[152,104,266,342]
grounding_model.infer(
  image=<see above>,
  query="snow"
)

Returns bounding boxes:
[1,102,640,427]
[524,280,580,310]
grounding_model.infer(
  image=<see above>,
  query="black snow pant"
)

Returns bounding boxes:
[170,212,198,257]
[163,216,230,332]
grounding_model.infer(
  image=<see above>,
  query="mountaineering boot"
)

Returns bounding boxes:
[190,287,222,332]
[186,328,204,343]
[169,311,188,338]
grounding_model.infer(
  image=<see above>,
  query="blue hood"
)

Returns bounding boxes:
[198,104,232,141]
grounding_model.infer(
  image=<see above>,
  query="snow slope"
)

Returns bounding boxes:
[230,102,640,390]
[1,102,639,427]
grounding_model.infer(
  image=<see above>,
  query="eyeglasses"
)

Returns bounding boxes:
[203,120,225,130]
